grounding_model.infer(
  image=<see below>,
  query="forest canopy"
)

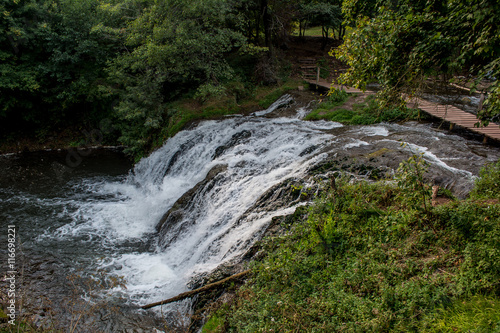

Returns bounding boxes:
[1,0,498,157]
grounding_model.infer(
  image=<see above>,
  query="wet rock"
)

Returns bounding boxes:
[310,155,392,181]
[299,144,320,156]
[366,148,392,158]
[212,130,251,159]
[156,164,228,239]
[461,97,472,105]
[164,141,197,176]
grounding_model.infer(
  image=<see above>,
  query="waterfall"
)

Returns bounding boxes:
[23,95,499,323]
[102,115,342,306]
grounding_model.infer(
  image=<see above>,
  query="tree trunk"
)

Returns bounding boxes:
[255,10,261,44]
[321,26,328,50]
[141,270,251,310]
[261,0,271,49]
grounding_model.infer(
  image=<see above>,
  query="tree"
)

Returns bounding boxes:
[335,0,500,123]
[302,1,343,47]
[0,0,122,136]
[296,0,344,42]
[104,0,247,156]
[0,0,45,127]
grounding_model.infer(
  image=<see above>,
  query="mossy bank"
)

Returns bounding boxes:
[202,158,500,332]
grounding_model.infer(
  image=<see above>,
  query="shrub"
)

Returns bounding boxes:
[469,160,500,200]
[195,84,227,103]
[327,87,349,103]
[395,151,432,211]
[219,160,500,332]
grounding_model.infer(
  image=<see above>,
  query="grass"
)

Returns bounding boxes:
[292,26,324,37]
[305,90,423,125]
[469,160,500,200]
[203,159,500,332]
[202,315,226,333]
[424,295,500,332]
[256,80,304,109]
[202,304,230,333]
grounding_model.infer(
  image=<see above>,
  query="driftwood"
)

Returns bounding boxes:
[141,269,251,310]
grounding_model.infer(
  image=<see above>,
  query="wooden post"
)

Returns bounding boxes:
[316,67,320,85]
[449,123,454,131]
[478,93,485,112]
[483,136,488,144]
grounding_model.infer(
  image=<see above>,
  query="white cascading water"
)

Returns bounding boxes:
[117,120,342,305]
[34,94,499,318]
[48,96,342,309]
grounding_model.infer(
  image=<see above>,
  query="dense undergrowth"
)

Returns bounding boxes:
[305,89,423,125]
[204,158,500,332]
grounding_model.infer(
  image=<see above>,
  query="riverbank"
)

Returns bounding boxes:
[201,159,500,332]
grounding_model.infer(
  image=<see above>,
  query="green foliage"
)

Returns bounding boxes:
[328,87,349,103]
[0,0,121,136]
[319,66,330,79]
[305,93,421,124]
[424,295,500,333]
[300,1,343,39]
[202,304,229,333]
[336,7,453,105]
[0,0,308,157]
[341,0,378,25]
[194,84,227,104]
[296,0,345,40]
[469,159,500,200]
[477,58,500,125]
[103,0,248,156]
[221,159,500,332]
[336,0,500,121]
[257,80,302,109]
[304,88,349,121]
[395,151,432,211]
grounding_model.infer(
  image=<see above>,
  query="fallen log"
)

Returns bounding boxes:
[141,269,251,310]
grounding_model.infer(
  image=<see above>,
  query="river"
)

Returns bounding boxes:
[1,93,499,332]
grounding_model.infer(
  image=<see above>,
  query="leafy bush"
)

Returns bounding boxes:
[395,152,432,211]
[469,160,500,200]
[327,87,349,103]
[195,84,227,103]
[203,304,230,333]
[216,159,500,332]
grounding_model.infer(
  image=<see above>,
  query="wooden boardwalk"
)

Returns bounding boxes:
[407,97,500,142]
[306,79,500,143]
